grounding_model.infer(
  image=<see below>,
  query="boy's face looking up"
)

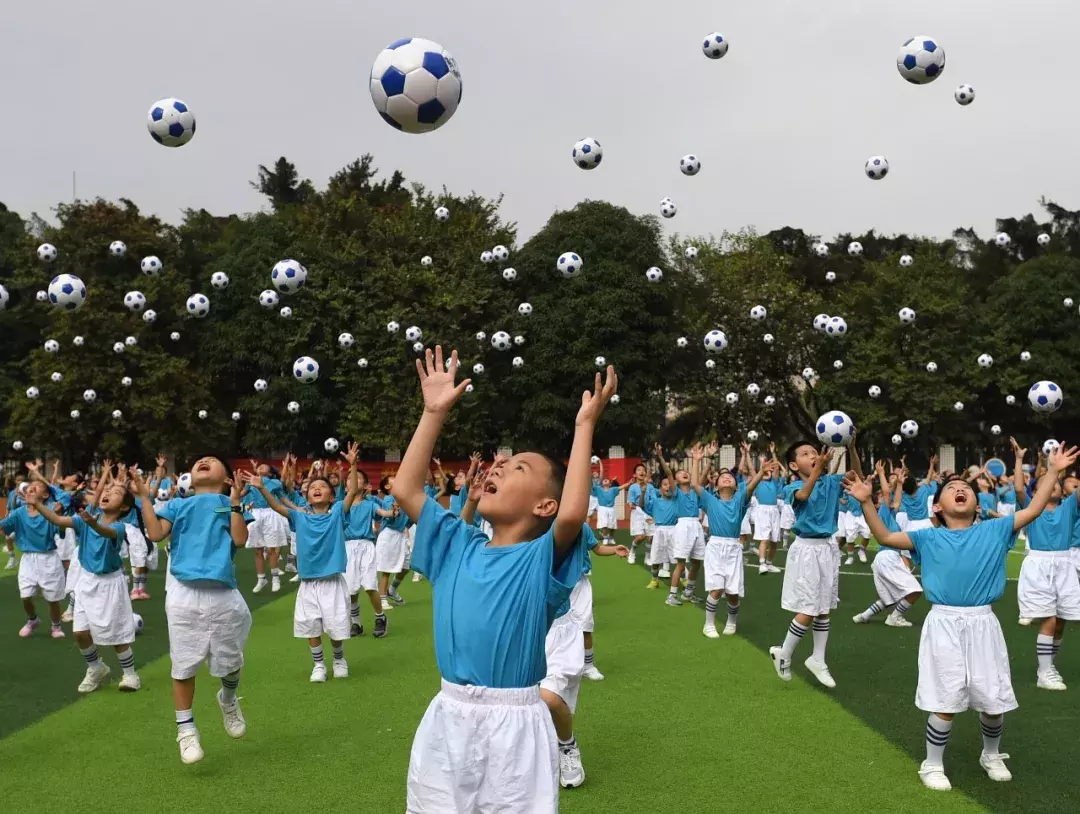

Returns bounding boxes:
[601,477,611,488]
[788,444,818,478]
[191,457,228,490]
[477,452,560,524]
[634,465,647,483]
[307,478,333,507]
[675,469,690,486]
[933,479,977,525]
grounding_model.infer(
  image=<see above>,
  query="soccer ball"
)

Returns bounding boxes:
[953,401,964,412]
[37,243,58,263]
[900,419,919,439]
[493,246,510,262]
[50,372,62,383]
[465,384,474,393]
[868,385,881,398]
[421,256,433,268]
[1044,439,1061,457]
[287,401,300,414]
[764,395,776,407]
[825,271,836,283]
[123,290,146,312]
[680,155,701,176]
[1006,395,1017,406]
[387,321,400,334]
[36,290,48,302]
[142,309,157,324]
[676,336,688,348]
[198,411,208,422]
[186,294,210,318]
[750,305,767,321]
[491,331,511,351]
[725,392,739,406]
[47,274,88,310]
[595,356,606,368]
[518,302,533,316]
[1065,298,1074,309]
[514,335,526,346]
[0,285,8,309]
[293,356,320,383]
[848,242,863,257]
[864,156,889,180]
[892,434,903,446]
[147,98,196,146]
[899,255,913,267]
[833,360,844,370]
[1037,233,1051,247]
[211,272,229,290]
[1028,380,1063,414]
[12,441,22,451]
[176,473,193,497]
[646,267,663,283]
[802,367,816,381]
[991,425,1001,436]
[475,331,487,342]
[702,32,728,59]
[338,333,355,349]
[954,84,975,105]
[254,379,268,392]
[72,335,84,346]
[480,251,493,264]
[995,232,1011,248]
[660,199,677,219]
[125,336,137,347]
[113,342,125,354]
[1020,351,1031,362]
[899,307,916,324]
[132,612,144,635]
[231,412,241,422]
[25,386,39,400]
[357,358,368,369]
[259,290,279,308]
[502,268,517,281]
[814,243,829,258]
[473,363,485,375]
[112,410,123,421]
[685,246,698,260]
[746,430,759,443]
[557,252,583,277]
[816,411,855,447]
[121,377,132,387]
[141,256,163,276]
[703,330,728,352]
[896,36,945,84]
[272,259,307,294]
[435,206,450,222]
[405,325,423,342]
[705,360,716,370]
[977,353,994,368]
[512,356,524,369]
[83,389,97,403]
[926,361,938,373]
[370,38,462,133]
[109,240,127,257]
[70,409,80,419]
[813,314,831,332]
[763,333,774,345]
[280,307,293,319]
[324,438,340,454]
[572,137,603,170]
[746,383,760,397]
[826,317,847,336]
[44,339,60,353]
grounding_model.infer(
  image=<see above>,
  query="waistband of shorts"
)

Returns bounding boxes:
[21,549,60,558]
[793,535,834,546]
[929,604,992,616]
[755,503,779,511]
[708,536,741,546]
[551,612,579,630]
[675,516,700,524]
[1026,548,1071,559]
[438,680,542,706]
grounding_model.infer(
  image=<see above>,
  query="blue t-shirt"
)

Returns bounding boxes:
[7,488,23,511]
[997,484,1017,505]
[411,497,588,688]
[1027,493,1078,552]
[901,484,936,521]
[288,503,348,579]
[627,483,645,511]
[784,473,843,539]
[449,489,468,516]
[158,494,251,588]
[247,477,285,510]
[346,496,380,541]
[556,525,597,617]
[977,492,997,520]
[73,515,125,575]
[877,504,901,535]
[382,495,411,532]
[909,516,1017,606]
[755,477,780,507]
[288,488,308,509]
[848,496,864,518]
[0,507,58,553]
[592,484,619,508]
[700,485,748,539]
[673,486,699,519]
[839,494,850,512]
[645,490,678,526]
[424,484,440,499]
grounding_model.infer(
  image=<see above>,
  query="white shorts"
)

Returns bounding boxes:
[906,517,934,532]
[293,574,351,641]
[479,519,493,540]
[629,507,653,537]
[781,537,839,616]
[569,573,594,633]
[289,531,297,557]
[540,613,584,713]
[1017,550,1080,620]
[872,549,922,606]
[65,549,86,596]
[407,681,558,814]
[126,525,149,568]
[704,537,744,596]
[916,605,1017,715]
[673,516,706,560]
[18,551,67,602]
[596,506,617,530]
[376,527,409,574]
[1072,547,1080,574]
[998,503,1016,516]
[753,505,781,543]
[845,514,870,540]
[166,581,252,680]
[896,512,909,531]
[164,552,179,594]
[344,539,378,594]
[587,496,598,517]
[739,510,752,537]
[779,503,795,531]
[55,528,76,561]
[147,543,160,572]
[246,507,288,549]
[649,526,676,565]
[73,570,136,646]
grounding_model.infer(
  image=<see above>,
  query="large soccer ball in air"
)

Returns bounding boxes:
[813,314,830,332]
[405,325,423,342]
[702,33,728,59]
[896,36,945,84]
[892,434,902,446]
[848,242,863,257]
[750,305,767,321]
[660,199,677,219]
[645,267,663,283]
[47,274,87,310]
[338,332,355,349]
[254,379,268,393]
[259,290,279,308]
[186,294,210,318]
[826,317,847,336]
[26,387,39,400]
[954,84,974,105]
[324,438,340,453]
[685,246,698,260]
[977,353,994,369]
[572,137,602,170]
[899,307,916,324]
[816,411,855,447]
[557,252,583,278]
[293,356,320,383]
[899,255,913,267]
[1037,233,1051,247]
[176,473,193,497]
[746,383,760,398]
[370,38,462,133]
[37,243,58,263]
[211,272,229,290]
[703,330,728,352]
[680,155,701,176]
[147,98,196,146]
[387,321,400,334]
[1028,380,1063,414]
[141,256,163,276]
[995,232,1011,248]
[491,331,511,351]
[434,206,450,222]
[900,419,919,439]
[272,259,307,294]
[864,156,889,180]
[502,268,517,281]
[109,241,127,257]
[123,291,146,312]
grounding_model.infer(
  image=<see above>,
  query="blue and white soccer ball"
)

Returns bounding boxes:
[557,252,583,278]
[848,241,863,257]
[813,314,831,332]
[141,256,163,276]
[646,267,663,283]
[280,307,292,318]
[37,243,58,263]
[123,290,146,312]
[147,98,196,146]
[405,325,423,342]
[272,259,307,294]
[900,255,913,267]
[26,386,39,400]
[83,389,97,403]
[1028,380,1063,414]
[680,155,701,176]
[254,379,268,393]
[572,138,603,170]
[865,156,889,180]
[293,356,320,384]
[176,472,194,498]
[900,419,919,439]
[896,36,945,85]
[750,305,767,321]
[491,331,512,351]
[826,316,847,336]
[802,367,816,381]
[725,392,739,406]
[109,240,127,257]
[287,401,301,414]
[132,612,144,635]
[370,38,462,133]
[702,32,728,59]
[211,271,229,290]
[994,232,1011,248]
[954,84,975,105]
[746,383,760,398]
[703,329,728,353]
[259,289,279,308]
[47,274,87,311]
[1043,439,1061,457]
[186,293,210,318]
[387,321,400,334]
[816,411,855,447]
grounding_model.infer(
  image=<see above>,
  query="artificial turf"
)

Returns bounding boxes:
[0,536,1076,813]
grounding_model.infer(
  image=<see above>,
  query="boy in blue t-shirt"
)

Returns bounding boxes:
[244,460,289,594]
[590,458,629,545]
[1,475,66,638]
[655,443,705,605]
[854,444,1078,792]
[343,468,396,638]
[626,464,656,565]
[390,346,611,813]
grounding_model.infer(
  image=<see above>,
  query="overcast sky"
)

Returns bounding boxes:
[0,1,1073,245]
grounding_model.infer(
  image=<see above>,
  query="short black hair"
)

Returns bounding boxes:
[532,452,567,501]
[932,475,971,523]
[188,454,234,495]
[785,440,816,468]
[902,475,917,495]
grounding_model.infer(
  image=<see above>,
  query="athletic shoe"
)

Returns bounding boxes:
[769,646,791,682]
[979,752,1012,782]
[332,659,349,679]
[374,615,388,638]
[18,618,40,638]
[310,663,327,683]
[284,562,297,573]
[139,589,152,600]
[681,589,695,602]
[646,579,660,589]
[271,576,281,593]
[289,574,300,584]
[1018,617,1032,626]
[918,761,951,791]
[722,620,737,636]
[885,613,913,628]
[852,613,869,624]
[177,729,204,765]
[559,746,586,788]
[664,595,683,607]
[388,592,406,606]
[253,578,267,594]
[758,563,767,575]
[843,555,854,566]
[78,663,111,693]
[118,672,141,692]
[50,625,65,639]
[4,557,15,570]
[217,690,247,738]
[60,609,74,623]
[703,624,720,639]
[766,563,781,574]
[350,623,364,638]
[627,549,637,565]
[381,599,394,611]
[412,572,423,582]
[658,567,671,579]
[1037,667,1067,691]
[857,548,867,563]
[688,594,705,605]
[130,588,141,600]
[804,656,836,688]
[582,665,604,681]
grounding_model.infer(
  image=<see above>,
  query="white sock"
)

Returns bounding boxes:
[727,601,739,623]
[925,714,951,765]
[780,620,807,660]
[704,596,719,626]
[862,600,886,618]
[980,713,1003,754]
[220,671,239,702]
[176,708,196,736]
[117,647,136,676]
[811,618,830,661]
[1037,634,1054,671]
[332,644,344,661]
[1053,638,1062,662]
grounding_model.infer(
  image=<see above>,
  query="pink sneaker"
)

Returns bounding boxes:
[130,588,140,600]
[141,589,152,600]
[18,618,41,638]
[51,625,65,638]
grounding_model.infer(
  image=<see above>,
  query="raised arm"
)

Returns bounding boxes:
[342,443,360,513]
[848,439,864,478]
[28,494,74,529]
[654,443,675,483]
[1010,437,1029,509]
[77,509,119,539]
[689,444,707,495]
[130,469,171,543]
[848,475,913,550]
[1014,446,1079,530]
[793,447,833,503]
[924,455,937,486]
[243,473,290,518]
[227,473,249,547]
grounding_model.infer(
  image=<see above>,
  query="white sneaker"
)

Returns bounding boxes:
[843,556,854,566]
[627,549,636,565]
[758,563,767,575]
[582,664,605,681]
[857,548,867,563]
[769,646,791,682]
[803,656,837,688]
[177,729,204,765]
[118,672,141,692]
[217,690,246,738]
[979,751,1012,782]
[289,573,300,583]
[918,760,951,791]
[253,578,267,594]
[1037,667,1067,691]
[766,563,781,574]
[60,609,74,623]
[658,567,671,579]
[885,613,913,628]
[381,599,394,611]
[310,663,328,683]
[722,620,737,636]
[4,557,15,570]
[703,624,720,639]
[664,595,683,607]
[559,746,586,788]
[1018,617,1033,626]
[332,658,349,679]
[412,572,423,582]
[77,663,110,694]
[853,613,869,624]
[271,576,281,593]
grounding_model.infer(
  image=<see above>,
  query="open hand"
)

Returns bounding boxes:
[576,365,618,427]
[342,441,360,466]
[612,545,630,559]
[1048,444,1079,474]
[127,467,150,499]
[417,346,471,415]
[1009,436,1027,459]
[241,471,264,489]
[842,474,872,503]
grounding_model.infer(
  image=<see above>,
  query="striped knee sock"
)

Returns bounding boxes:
[704,597,719,626]
[894,598,912,616]
[220,672,240,703]
[117,647,136,676]
[780,620,807,660]
[980,713,1003,754]
[1037,634,1054,671]
[727,601,740,623]
[310,645,324,665]
[862,600,886,618]
[1053,638,1062,662]
[80,645,100,665]
[811,618,830,661]
[332,644,344,661]
[350,602,361,624]
[925,714,952,765]
[584,648,594,667]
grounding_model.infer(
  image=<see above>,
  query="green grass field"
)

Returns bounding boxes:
[1,536,1077,813]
